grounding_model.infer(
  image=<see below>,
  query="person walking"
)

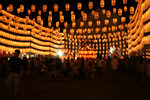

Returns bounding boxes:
[111,56,119,81]
[6,50,23,99]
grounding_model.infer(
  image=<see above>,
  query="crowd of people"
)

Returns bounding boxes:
[0,49,131,98]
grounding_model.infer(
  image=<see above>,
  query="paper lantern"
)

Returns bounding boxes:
[111,0,116,6]
[108,27,111,31]
[91,10,95,15]
[96,20,101,26]
[119,25,124,30]
[7,6,10,12]
[27,9,31,15]
[130,6,134,14]
[102,9,105,14]
[17,8,20,14]
[0,4,2,10]
[48,16,52,22]
[20,5,24,12]
[77,3,82,10]
[105,19,109,25]
[80,21,84,27]
[124,6,127,12]
[123,0,127,4]
[48,23,52,27]
[129,15,132,21]
[65,4,70,11]
[121,17,126,22]
[118,9,122,16]
[72,22,76,27]
[112,26,115,31]
[59,11,63,15]
[43,5,47,12]
[49,11,52,16]
[113,8,116,13]
[37,16,41,23]
[70,29,74,34]
[88,28,91,34]
[89,1,93,9]
[94,12,99,19]
[81,11,84,16]
[40,19,44,26]
[100,0,105,8]
[38,10,42,16]
[9,4,13,12]
[95,28,100,33]
[56,21,59,28]
[106,10,111,18]
[54,4,58,12]
[82,13,87,21]
[31,5,35,12]
[113,18,117,24]
[88,21,92,27]
[71,14,76,22]
[64,22,68,27]
[60,15,64,23]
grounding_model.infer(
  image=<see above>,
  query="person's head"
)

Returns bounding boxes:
[15,49,20,57]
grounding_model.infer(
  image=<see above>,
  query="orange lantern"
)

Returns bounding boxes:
[65,4,70,11]
[20,5,24,12]
[121,17,126,22]
[88,21,92,27]
[27,9,31,15]
[105,19,109,25]
[40,19,43,26]
[123,0,127,4]
[71,14,76,22]
[64,22,68,27]
[113,18,117,24]
[106,10,111,18]
[9,4,13,12]
[72,22,76,27]
[94,12,99,19]
[102,9,105,14]
[80,21,84,27]
[100,0,105,8]
[77,3,82,10]
[43,5,47,12]
[37,16,41,23]
[81,11,84,16]
[48,22,51,27]
[124,6,127,12]
[111,0,116,6]
[7,6,10,12]
[0,4,2,10]
[96,20,101,26]
[113,8,116,13]
[82,13,87,21]
[49,11,52,16]
[89,1,93,9]
[95,28,100,33]
[118,8,122,16]
[129,15,132,21]
[112,26,115,31]
[48,16,52,22]
[70,29,74,34]
[54,4,58,12]
[59,11,63,15]
[60,15,64,23]
[71,11,74,15]
[108,27,111,31]
[56,21,59,28]
[17,8,20,14]
[31,5,35,12]
[91,10,95,15]
[38,10,42,16]
[130,6,134,14]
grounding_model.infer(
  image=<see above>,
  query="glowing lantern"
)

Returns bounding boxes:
[94,12,99,19]
[38,10,42,15]
[60,15,64,23]
[64,22,68,27]
[130,6,134,14]
[124,6,127,12]
[129,15,132,21]
[82,13,87,21]
[118,9,122,16]
[71,11,74,15]
[89,1,93,9]
[65,4,70,11]
[41,19,43,26]
[111,0,116,6]
[54,4,58,12]
[56,21,59,28]
[105,19,109,25]
[121,17,126,22]
[80,21,84,27]
[96,20,101,26]
[88,21,92,27]
[7,6,10,12]
[17,8,20,14]
[88,28,91,34]
[9,4,13,12]
[123,0,127,4]
[81,11,84,16]
[25,16,29,22]
[70,29,74,34]
[49,11,52,16]
[112,26,115,31]
[113,18,117,24]
[37,16,41,23]
[102,9,105,14]
[95,28,100,33]
[48,16,52,22]
[72,22,76,27]
[113,8,116,13]
[27,9,31,15]
[91,10,95,15]
[108,27,111,31]
[59,11,63,15]
[0,4,2,10]
[106,10,111,18]
[20,5,24,12]
[43,5,47,12]
[31,5,35,12]
[100,0,105,8]
[77,3,82,10]
[71,14,76,22]
[119,25,124,30]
